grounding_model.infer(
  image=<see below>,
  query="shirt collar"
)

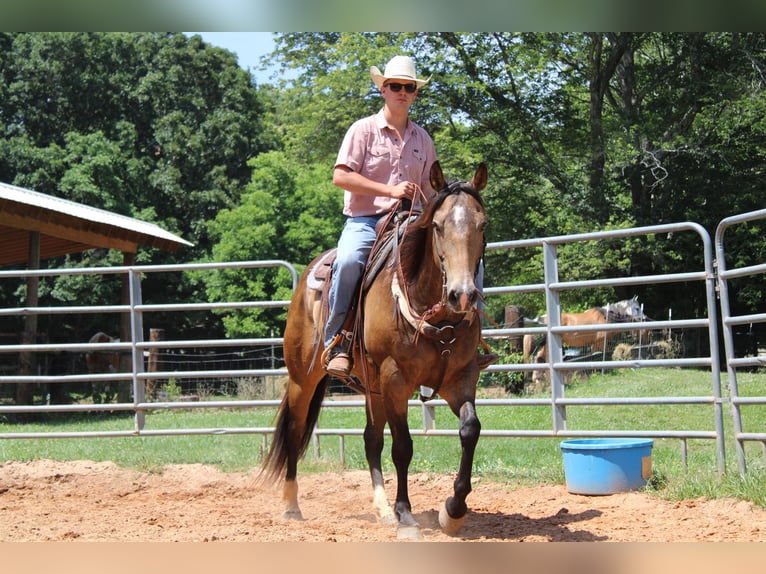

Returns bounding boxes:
[375,109,411,135]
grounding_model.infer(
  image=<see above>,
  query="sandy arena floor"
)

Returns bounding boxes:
[1,459,765,542]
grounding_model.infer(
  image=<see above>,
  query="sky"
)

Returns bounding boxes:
[185,32,290,84]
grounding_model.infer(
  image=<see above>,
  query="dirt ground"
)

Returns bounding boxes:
[1,459,765,542]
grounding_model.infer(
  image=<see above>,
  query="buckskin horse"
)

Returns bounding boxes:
[522,296,646,384]
[260,161,488,540]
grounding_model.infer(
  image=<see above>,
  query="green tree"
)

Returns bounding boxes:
[0,32,265,258]
[259,32,766,323]
[204,151,341,337]
[0,32,269,341]
[5,32,763,347]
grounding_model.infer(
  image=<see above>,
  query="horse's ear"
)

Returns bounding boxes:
[471,163,487,192]
[430,161,445,191]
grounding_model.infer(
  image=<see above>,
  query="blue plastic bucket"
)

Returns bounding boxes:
[560,438,654,495]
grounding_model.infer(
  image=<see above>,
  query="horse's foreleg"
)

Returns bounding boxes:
[388,412,420,540]
[522,334,532,364]
[439,400,480,535]
[364,397,395,524]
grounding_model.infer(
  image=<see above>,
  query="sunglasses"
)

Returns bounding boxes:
[385,82,417,94]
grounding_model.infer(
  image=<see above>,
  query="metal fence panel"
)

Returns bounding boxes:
[0,216,763,476]
[482,220,726,474]
[715,208,766,474]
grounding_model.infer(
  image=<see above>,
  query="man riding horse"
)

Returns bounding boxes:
[322,55,497,377]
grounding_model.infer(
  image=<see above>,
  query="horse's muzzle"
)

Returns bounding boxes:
[448,286,479,312]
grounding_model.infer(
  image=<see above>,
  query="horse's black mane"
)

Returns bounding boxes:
[398,179,485,279]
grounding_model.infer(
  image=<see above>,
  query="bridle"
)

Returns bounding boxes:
[391,180,486,349]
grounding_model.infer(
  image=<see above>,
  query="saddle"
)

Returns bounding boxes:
[308,211,409,290]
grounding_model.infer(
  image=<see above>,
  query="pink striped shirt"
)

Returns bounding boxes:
[335,109,438,217]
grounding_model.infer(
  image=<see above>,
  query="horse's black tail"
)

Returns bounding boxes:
[258,375,330,484]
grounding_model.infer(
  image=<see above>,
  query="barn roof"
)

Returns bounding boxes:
[0,181,194,266]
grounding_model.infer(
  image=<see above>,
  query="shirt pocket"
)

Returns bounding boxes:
[411,147,427,170]
[364,142,391,175]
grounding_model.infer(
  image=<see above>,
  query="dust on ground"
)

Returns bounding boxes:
[1,459,764,542]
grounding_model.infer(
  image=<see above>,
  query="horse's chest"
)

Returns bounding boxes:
[366,320,477,375]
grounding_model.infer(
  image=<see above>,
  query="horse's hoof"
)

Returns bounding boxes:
[379,512,397,526]
[397,525,423,541]
[438,503,465,535]
[281,509,305,521]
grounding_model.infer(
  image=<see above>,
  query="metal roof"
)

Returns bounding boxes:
[0,181,194,266]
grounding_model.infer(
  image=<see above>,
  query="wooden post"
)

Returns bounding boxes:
[17,231,40,405]
[146,328,165,399]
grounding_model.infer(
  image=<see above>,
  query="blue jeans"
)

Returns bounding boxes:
[324,216,381,349]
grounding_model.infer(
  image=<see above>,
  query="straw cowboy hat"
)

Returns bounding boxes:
[370,56,431,89]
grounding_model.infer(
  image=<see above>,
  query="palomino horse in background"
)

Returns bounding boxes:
[522,296,647,385]
[260,162,488,540]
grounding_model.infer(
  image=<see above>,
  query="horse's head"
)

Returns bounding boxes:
[426,161,488,314]
[609,295,646,322]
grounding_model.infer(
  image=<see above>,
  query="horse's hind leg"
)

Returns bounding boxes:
[282,474,302,520]
[531,345,547,388]
[263,368,327,521]
[284,374,328,520]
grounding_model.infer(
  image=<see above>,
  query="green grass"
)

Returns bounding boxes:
[1,368,766,507]
[0,408,280,473]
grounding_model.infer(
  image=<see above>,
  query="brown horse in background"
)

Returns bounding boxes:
[85,331,121,375]
[522,297,646,384]
[260,162,488,540]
